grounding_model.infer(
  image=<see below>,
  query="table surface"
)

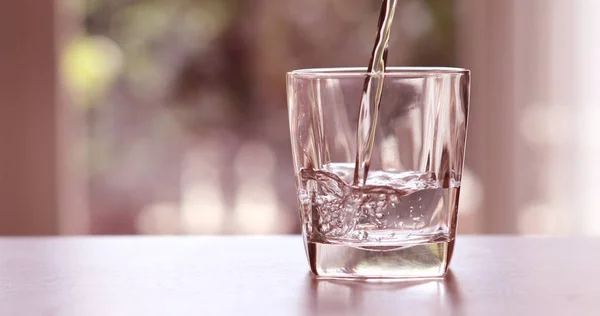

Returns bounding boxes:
[0,236,598,316]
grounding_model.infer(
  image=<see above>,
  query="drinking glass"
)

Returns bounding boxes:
[287,67,470,278]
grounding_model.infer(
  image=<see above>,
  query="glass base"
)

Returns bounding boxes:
[307,239,454,279]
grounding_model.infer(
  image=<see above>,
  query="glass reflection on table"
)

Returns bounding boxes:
[303,271,462,316]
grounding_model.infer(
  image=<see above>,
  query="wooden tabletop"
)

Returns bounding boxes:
[0,236,598,316]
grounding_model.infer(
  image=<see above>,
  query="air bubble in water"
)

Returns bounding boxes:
[298,190,311,206]
[315,196,324,205]
[357,230,368,240]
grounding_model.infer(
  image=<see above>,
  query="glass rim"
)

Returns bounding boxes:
[287,67,469,78]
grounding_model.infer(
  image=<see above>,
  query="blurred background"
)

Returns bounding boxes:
[0,0,598,236]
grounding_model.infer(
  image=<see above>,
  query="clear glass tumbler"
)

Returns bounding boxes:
[287,67,470,278]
